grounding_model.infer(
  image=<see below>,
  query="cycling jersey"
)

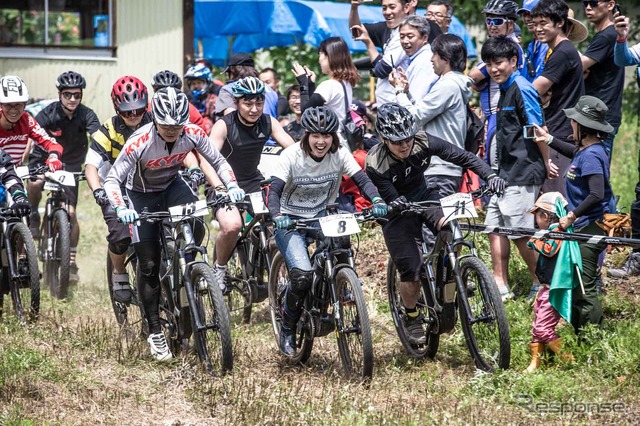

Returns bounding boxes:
[0,112,63,164]
[104,122,236,210]
[219,111,271,193]
[86,112,153,181]
[32,102,100,167]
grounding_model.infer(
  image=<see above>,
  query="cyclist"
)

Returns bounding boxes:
[266,106,388,356]
[85,75,153,303]
[364,103,506,345]
[0,75,63,168]
[103,87,244,361]
[27,71,101,281]
[0,149,32,216]
[184,63,217,133]
[209,76,294,288]
[151,70,208,133]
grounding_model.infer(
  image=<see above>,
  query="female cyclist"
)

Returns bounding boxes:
[266,106,387,356]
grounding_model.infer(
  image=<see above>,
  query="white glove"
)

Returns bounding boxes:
[227,185,245,203]
[116,207,139,224]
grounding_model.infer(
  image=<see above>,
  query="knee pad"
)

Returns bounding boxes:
[108,238,131,256]
[138,257,159,281]
[288,267,313,298]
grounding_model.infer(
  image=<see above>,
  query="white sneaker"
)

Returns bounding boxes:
[213,264,228,292]
[147,332,172,361]
[497,285,514,302]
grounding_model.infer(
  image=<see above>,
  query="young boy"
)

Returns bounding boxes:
[480,35,549,301]
[525,191,574,372]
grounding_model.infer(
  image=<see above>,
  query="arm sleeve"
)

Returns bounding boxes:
[548,137,578,158]
[614,41,640,67]
[372,56,393,79]
[104,143,138,211]
[572,173,605,218]
[296,74,323,112]
[27,115,63,156]
[351,170,381,202]
[428,136,494,179]
[266,176,285,217]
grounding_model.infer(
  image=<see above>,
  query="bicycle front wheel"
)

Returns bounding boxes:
[9,223,40,323]
[334,267,373,381]
[190,263,233,374]
[46,209,71,299]
[386,258,439,358]
[457,256,510,371]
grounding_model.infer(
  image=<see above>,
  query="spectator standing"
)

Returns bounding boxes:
[426,1,453,33]
[581,0,625,161]
[259,67,290,117]
[518,0,549,82]
[531,0,585,196]
[282,85,304,143]
[480,36,548,301]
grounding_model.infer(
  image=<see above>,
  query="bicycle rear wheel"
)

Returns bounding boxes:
[386,258,439,358]
[457,256,510,371]
[267,252,313,364]
[190,263,233,374]
[46,209,71,299]
[106,250,145,339]
[9,223,40,323]
[334,267,373,381]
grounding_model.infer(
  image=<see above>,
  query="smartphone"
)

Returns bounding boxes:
[351,27,361,38]
[523,125,536,140]
[613,4,622,15]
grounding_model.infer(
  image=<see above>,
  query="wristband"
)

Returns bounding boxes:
[546,135,553,145]
[616,36,627,43]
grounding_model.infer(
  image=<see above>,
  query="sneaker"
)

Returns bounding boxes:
[112,273,132,304]
[147,332,173,361]
[526,283,540,302]
[29,212,41,239]
[69,263,79,283]
[497,285,514,302]
[607,252,640,278]
[402,313,426,345]
[213,264,228,292]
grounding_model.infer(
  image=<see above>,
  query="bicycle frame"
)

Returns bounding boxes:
[1,214,27,282]
[237,211,273,280]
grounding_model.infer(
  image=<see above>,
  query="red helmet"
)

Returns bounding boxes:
[111,75,148,113]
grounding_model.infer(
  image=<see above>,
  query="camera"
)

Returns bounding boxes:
[523,125,536,140]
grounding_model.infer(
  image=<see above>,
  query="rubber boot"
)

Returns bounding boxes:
[525,342,544,373]
[546,337,574,362]
[279,302,299,356]
[279,269,312,356]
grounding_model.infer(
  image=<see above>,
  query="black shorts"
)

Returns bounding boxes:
[100,203,131,245]
[28,151,82,208]
[382,191,444,282]
[127,177,199,243]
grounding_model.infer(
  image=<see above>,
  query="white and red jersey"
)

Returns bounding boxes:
[104,122,237,210]
[0,112,63,164]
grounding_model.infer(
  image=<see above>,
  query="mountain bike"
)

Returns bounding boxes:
[221,189,276,324]
[27,166,82,299]
[268,205,374,381]
[138,198,233,374]
[0,206,39,324]
[386,189,510,371]
[106,245,144,341]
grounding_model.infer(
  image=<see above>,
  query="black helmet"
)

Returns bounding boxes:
[301,106,339,133]
[152,70,183,91]
[376,103,418,142]
[482,0,518,19]
[56,71,86,90]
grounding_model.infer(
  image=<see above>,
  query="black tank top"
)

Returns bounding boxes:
[220,111,272,193]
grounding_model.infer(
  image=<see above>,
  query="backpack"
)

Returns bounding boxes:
[340,82,364,151]
[464,104,485,155]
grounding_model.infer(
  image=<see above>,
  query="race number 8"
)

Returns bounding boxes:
[337,220,346,234]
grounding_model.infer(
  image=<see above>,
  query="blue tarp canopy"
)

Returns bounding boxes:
[194,0,476,66]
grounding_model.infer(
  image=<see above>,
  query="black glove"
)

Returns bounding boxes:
[205,186,217,202]
[487,174,507,196]
[188,167,206,191]
[93,188,110,206]
[11,191,31,216]
[389,195,409,213]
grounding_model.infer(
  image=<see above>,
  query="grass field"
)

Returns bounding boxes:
[1,121,640,425]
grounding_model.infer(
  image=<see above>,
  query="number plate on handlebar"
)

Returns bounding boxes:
[44,181,61,191]
[44,170,76,187]
[319,213,360,237]
[168,199,208,222]
[249,192,268,214]
[15,166,29,179]
[440,193,477,224]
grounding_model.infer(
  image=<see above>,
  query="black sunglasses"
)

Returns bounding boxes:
[582,0,606,8]
[388,137,414,146]
[61,91,82,100]
[120,107,146,118]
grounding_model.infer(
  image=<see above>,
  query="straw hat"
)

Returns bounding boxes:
[566,8,588,43]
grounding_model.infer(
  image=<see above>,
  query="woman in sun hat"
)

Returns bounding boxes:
[532,95,614,336]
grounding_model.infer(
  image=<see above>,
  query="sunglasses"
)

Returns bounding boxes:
[61,92,82,100]
[486,17,509,27]
[120,107,146,118]
[388,137,413,146]
[582,0,606,8]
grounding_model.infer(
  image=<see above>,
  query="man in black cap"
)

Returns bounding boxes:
[215,53,279,118]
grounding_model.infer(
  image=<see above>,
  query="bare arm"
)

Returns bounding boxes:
[348,0,363,29]
[353,25,380,63]
[270,117,294,148]
[580,54,597,73]
[85,163,101,191]
[532,75,553,97]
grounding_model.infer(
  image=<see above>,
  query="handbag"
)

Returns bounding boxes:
[340,82,364,151]
[596,213,632,253]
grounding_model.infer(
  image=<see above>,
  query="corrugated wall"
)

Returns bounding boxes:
[0,0,184,122]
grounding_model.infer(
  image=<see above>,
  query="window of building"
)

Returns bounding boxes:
[0,0,115,60]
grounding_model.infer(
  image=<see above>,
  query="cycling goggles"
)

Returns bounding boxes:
[120,107,146,118]
[486,17,509,27]
[388,137,414,146]
[61,91,82,100]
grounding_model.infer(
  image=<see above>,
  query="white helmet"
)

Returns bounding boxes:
[152,87,190,126]
[0,76,29,103]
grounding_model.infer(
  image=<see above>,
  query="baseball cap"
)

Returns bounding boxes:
[517,0,539,14]
[223,53,255,73]
[527,192,568,214]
